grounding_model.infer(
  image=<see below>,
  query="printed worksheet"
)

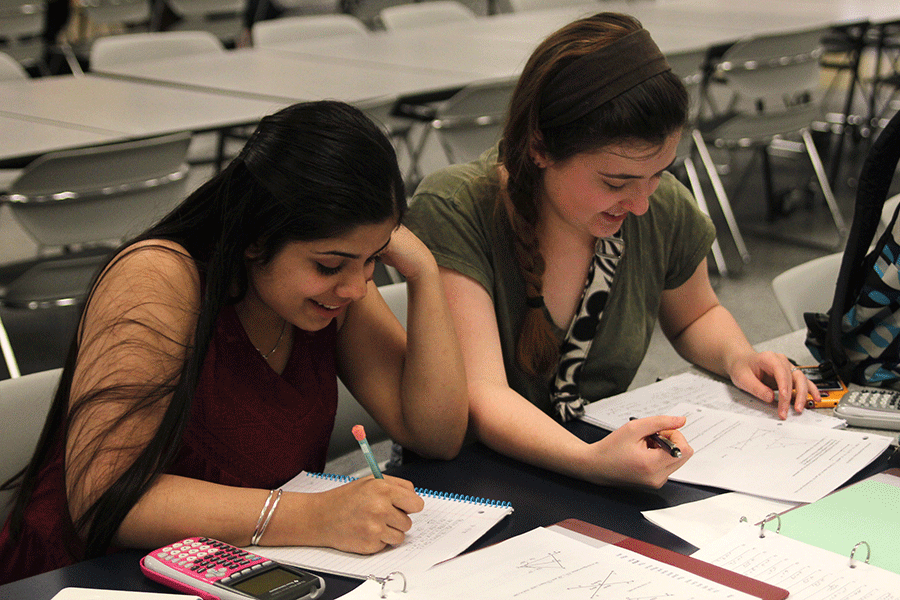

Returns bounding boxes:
[693,523,900,600]
[338,527,758,600]
[580,372,846,430]
[666,404,891,503]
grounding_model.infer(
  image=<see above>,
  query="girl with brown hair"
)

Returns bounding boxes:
[405,12,818,488]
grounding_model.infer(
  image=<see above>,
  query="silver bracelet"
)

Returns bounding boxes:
[250,489,276,546]
[251,488,283,546]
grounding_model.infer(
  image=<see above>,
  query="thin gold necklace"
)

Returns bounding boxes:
[258,319,287,359]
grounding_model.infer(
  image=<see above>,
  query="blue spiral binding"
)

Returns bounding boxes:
[412,487,511,508]
[306,474,511,508]
[309,472,356,483]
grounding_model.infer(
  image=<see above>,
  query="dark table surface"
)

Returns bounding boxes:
[2,420,894,600]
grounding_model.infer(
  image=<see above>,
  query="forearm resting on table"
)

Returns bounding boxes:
[468,382,597,481]
[114,475,296,549]
[118,474,423,555]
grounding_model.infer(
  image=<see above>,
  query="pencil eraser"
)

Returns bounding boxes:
[352,424,366,441]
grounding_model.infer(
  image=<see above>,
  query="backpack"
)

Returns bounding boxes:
[805,109,900,386]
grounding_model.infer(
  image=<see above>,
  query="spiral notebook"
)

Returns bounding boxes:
[246,471,514,579]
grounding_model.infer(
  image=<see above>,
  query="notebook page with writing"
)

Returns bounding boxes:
[246,472,513,579]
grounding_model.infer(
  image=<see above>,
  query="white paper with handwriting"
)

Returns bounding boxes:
[581,372,846,430]
[662,403,891,502]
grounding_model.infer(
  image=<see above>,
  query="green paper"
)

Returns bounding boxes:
[763,479,900,574]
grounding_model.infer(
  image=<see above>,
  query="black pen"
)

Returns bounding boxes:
[629,417,682,458]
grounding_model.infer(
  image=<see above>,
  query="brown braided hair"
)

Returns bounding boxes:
[499,12,688,376]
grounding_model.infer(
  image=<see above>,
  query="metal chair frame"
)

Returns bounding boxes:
[702,27,849,248]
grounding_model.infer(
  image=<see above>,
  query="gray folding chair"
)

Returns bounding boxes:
[89,29,224,70]
[379,1,475,30]
[400,76,515,192]
[772,252,842,330]
[427,77,517,167]
[0,0,45,74]
[251,13,367,47]
[0,133,192,375]
[161,0,245,47]
[0,368,60,522]
[60,0,154,74]
[667,47,749,276]
[90,31,239,170]
[0,46,28,78]
[702,27,848,247]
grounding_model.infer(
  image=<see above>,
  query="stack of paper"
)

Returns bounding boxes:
[581,372,846,430]
[580,373,893,502]
[694,523,900,600]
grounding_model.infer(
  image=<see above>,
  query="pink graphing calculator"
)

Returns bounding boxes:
[140,537,324,600]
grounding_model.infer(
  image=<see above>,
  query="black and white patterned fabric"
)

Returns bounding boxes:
[550,233,625,421]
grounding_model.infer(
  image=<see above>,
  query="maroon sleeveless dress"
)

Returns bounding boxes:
[0,305,338,584]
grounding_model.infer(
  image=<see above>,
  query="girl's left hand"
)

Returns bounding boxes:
[378,225,437,282]
[728,350,820,419]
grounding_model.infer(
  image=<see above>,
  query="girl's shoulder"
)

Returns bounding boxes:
[412,148,500,209]
[92,239,202,315]
[108,239,198,282]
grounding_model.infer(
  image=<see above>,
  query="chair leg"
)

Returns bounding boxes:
[404,124,432,195]
[684,155,729,277]
[759,146,780,221]
[436,131,456,167]
[216,129,227,173]
[802,128,849,240]
[825,28,867,188]
[391,128,418,177]
[692,130,751,264]
[54,41,85,76]
[0,315,20,378]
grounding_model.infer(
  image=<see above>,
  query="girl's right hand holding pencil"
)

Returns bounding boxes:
[263,476,424,555]
[314,476,424,554]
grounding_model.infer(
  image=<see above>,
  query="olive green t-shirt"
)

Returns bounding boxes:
[405,148,716,414]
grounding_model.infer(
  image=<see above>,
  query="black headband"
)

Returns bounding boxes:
[538,28,671,129]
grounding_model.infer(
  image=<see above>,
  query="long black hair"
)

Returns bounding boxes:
[2,100,406,559]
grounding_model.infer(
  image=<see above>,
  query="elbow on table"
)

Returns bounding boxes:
[401,409,468,461]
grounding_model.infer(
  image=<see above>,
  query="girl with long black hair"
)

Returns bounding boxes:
[0,100,467,583]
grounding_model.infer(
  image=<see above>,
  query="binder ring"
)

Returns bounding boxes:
[368,571,407,597]
[759,513,781,538]
[849,541,871,568]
